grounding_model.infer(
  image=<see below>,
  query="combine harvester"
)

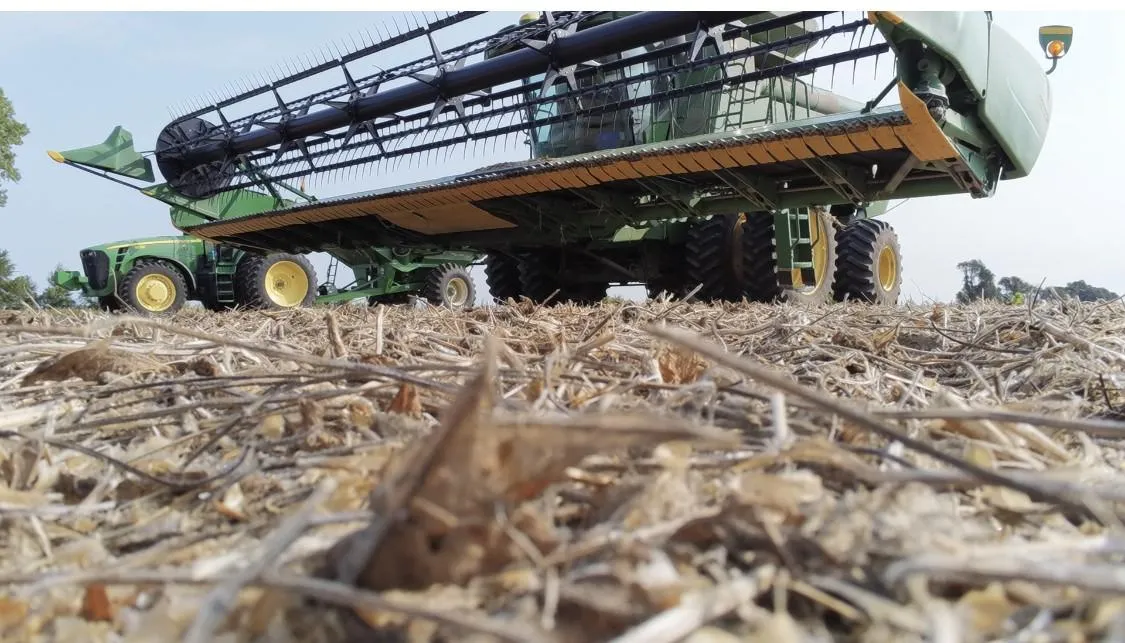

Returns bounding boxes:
[51,11,1073,307]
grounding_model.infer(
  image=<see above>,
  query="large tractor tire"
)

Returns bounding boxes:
[234,253,317,310]
[741,208,838,305]
[118,259,188,315]
[833,218,902,305]
[517,250,563,305]
[422,263,476,310]
[97,295,123,313]
[684,213,745,302]
[483,253,523,303]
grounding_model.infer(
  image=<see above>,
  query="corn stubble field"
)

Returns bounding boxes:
[1,296,1125,643]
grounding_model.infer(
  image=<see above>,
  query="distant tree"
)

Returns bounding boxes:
[36,264,87,308]
[955,259,1000,303]
[997,275,1036,304]
[1056,280,1120,302]
[0,87,29,208]
[0,249,36,308]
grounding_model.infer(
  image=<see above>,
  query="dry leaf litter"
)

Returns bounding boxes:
[0,297,1124,643]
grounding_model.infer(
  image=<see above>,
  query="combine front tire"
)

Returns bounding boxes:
[684,213,745,302]
[423,264,476,310]
[235,253,317,310]
[119,260,188,315]
[484,253,523,303]
[741,208,837,305]
[833,218,902,305]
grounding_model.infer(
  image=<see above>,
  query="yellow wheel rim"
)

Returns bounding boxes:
[135,273,177,312]
[444,276,471,307]
[792,212,829,291]
[264,260,310,307]
[878,245,897,291]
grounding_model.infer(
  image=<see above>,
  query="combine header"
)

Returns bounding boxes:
[52,11,1072,306]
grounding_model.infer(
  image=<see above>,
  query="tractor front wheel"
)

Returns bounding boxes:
[235,253,317,310]
[119,260,188,315]
[423,264,476,310]
[833,218,902,305]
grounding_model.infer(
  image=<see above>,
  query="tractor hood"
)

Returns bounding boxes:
[81,234,196,254]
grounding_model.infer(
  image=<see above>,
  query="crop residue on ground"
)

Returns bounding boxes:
[1,298,1125,642]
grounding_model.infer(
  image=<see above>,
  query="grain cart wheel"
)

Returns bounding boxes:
[235,253,317,309]
[741,208,838,305]
[423,264,476,310]
[832,218,902,305]
[119,260,188,315]
[684,213,745,302]
[483,253,523,303]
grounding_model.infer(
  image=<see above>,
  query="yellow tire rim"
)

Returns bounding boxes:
[135,273,177,312]
[264,260,310,307]
[444,276,471,307]
[878,245,897,291]
[792,211,830,291]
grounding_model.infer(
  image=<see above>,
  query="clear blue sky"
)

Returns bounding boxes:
[1,11,1120,304]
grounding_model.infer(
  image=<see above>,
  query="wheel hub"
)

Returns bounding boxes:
[135,274,176,312]
[878,245,897,291]
[444,276,470,307]
[264,260,310,307]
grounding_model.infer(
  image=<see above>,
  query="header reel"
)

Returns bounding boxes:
[150,11,890,199]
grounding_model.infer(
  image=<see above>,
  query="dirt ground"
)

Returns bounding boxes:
[1,297,1124,642]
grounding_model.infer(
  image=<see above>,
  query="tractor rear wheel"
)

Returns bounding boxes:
[833,218,902,305]
[484,253,523,304]
[119,259,188,315]
[684,213,745,302]
[422,264,476,310]
[235,253,317,310]
[741,208,837,304]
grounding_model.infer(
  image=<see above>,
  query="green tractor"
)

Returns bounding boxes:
[51,233,478,315]
[47,128,480,315]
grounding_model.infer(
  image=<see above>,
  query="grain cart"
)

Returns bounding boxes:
[48,127,479,314]
[51,12,1072,306]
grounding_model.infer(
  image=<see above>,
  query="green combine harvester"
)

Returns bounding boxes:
[49,127,479,314]
[50,12,1073,309]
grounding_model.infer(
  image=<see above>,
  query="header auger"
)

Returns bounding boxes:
[51,11,1072,308]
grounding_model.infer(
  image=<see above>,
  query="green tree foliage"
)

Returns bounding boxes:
[1056,280,1120,302]
[38,264,87,308]
[956,259,1120,304]
[0,251,89,310]
[0,87,29,208]
[0,249,36,308]
[955,259,999,303]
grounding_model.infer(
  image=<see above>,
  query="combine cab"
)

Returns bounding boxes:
[52,11,1072,306]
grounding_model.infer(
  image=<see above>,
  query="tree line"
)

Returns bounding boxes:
[955,258,1120,305]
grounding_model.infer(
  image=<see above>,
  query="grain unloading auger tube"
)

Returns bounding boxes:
[122,11,1069,255]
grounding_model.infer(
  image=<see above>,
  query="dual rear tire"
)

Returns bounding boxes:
[670,211,902,306]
